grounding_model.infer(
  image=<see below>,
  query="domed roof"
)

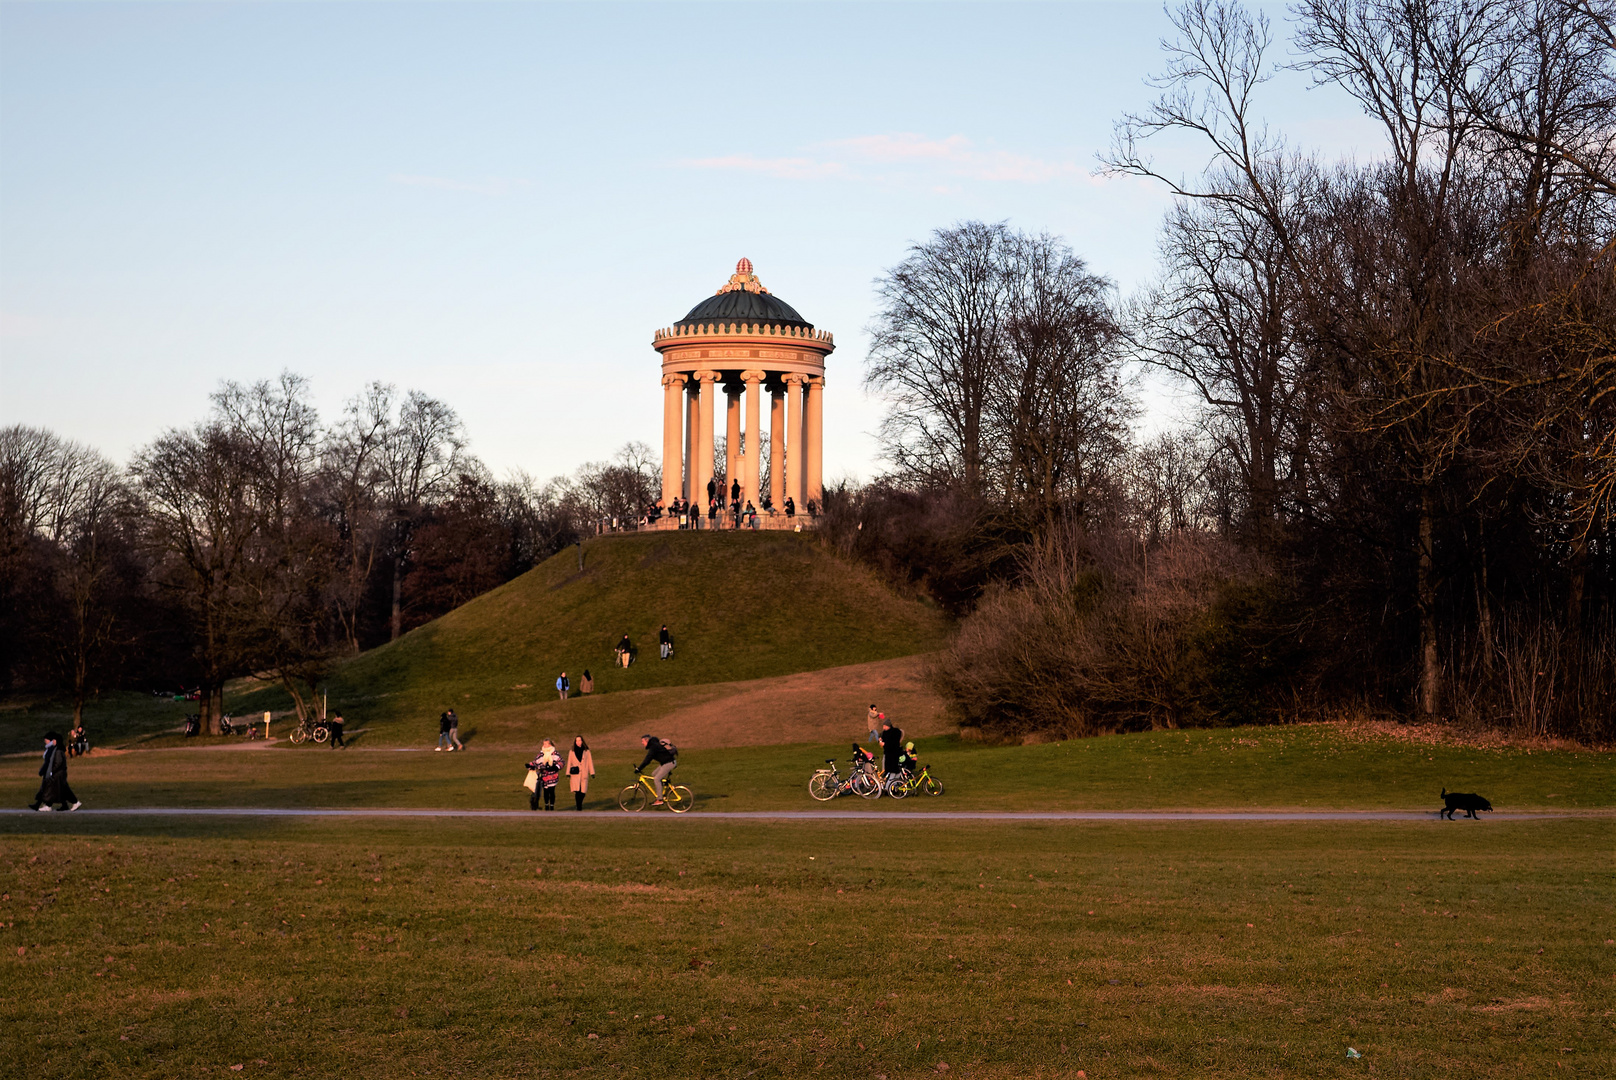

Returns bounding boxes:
[675,259,813,331]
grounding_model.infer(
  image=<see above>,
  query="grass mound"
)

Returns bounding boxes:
[267,531,949,738]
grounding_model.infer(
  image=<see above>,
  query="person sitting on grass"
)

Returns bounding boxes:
[635,734,678,804]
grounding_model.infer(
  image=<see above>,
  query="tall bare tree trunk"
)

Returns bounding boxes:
[390,558,403,642]
[1418,487,1442,717]
[1474,518,1494,674]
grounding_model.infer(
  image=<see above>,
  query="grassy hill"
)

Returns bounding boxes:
[253,530,949,739]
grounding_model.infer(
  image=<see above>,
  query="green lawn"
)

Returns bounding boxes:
[5,725,1611,813]
[3,815,1609,1079]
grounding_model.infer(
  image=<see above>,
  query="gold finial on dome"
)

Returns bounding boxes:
[716,257,770,296]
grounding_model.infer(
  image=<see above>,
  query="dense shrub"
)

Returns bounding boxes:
[933,527,1304,739]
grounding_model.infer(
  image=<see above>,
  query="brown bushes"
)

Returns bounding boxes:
[933,527,1303,739]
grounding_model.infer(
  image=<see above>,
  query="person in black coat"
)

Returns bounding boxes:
[878,720,906,777]
[30,732,79,812]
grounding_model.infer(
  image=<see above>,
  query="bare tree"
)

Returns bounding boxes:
[132,423,261,733]
[867,222,1014,494]
[381,391,466,640]
[1131,161,1315,542]
[993,233,1133,527]
[322,383,395,654]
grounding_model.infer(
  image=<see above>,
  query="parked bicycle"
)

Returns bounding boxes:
[286,715,329,744]
[808,758,880,801]
[884,764,945,799]
[618,771,693,812]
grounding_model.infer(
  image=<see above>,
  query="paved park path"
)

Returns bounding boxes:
[4,807,1605,821]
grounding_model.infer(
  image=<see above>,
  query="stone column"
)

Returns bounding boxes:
[805,376,824,511]
[725,382,741,505]
[661,374,684,507]
[741,370,765,507]
[768,382,785,509]
[684,382,699,500]
[784,373,807,511]
[694,371,720,517]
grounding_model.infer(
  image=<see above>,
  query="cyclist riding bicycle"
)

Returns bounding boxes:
[635,734,678,805]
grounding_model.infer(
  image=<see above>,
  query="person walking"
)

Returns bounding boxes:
[29,732,79,812]
[579,669,594,695]
[567,736,595,810]
[659,624,672,660]
[635,734,678,804]
[528,740,563,810]
[328,710,346,748]
[556,671,570,701]
[446,708,463,751]
[866,704,882,743]
[878,720,906,778]
[437,711,453,751]
[616,633,634,668]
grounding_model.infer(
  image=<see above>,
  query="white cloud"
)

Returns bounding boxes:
[387,174,531,196]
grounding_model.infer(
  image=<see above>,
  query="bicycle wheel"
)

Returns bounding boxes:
[809,772,837,802]
[923,775,945,797]
[288,726,307,745]
[666,785,694,813]
[618,784,649,812]
[852,772,881,799]
[313,726,329,743]
[887,776,911,800]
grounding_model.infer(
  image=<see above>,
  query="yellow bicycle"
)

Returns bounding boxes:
[618,771,694,813]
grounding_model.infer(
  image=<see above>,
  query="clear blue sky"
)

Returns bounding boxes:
[0,1,1375,482]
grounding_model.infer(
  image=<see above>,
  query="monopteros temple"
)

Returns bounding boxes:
[653,259,833,526]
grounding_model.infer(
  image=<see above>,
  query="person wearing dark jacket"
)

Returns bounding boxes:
[635,734,678,802]
[328,711,346,748]
[878,721,906,777]
[659,624,672,660]
[30,732,79,812]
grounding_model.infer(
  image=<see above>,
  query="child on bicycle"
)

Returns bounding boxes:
[897,741,921,777]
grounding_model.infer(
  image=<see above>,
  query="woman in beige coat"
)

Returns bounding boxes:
[567,736,595,810]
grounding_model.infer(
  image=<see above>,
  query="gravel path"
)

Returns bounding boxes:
[4,807,1602,821]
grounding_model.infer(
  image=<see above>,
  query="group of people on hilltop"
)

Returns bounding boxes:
[646,477,820,530]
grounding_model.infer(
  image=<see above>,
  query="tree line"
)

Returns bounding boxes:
[850,0,1615,742]
[0,375,657,730]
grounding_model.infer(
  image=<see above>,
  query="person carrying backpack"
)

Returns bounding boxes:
[635,734,678,804]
